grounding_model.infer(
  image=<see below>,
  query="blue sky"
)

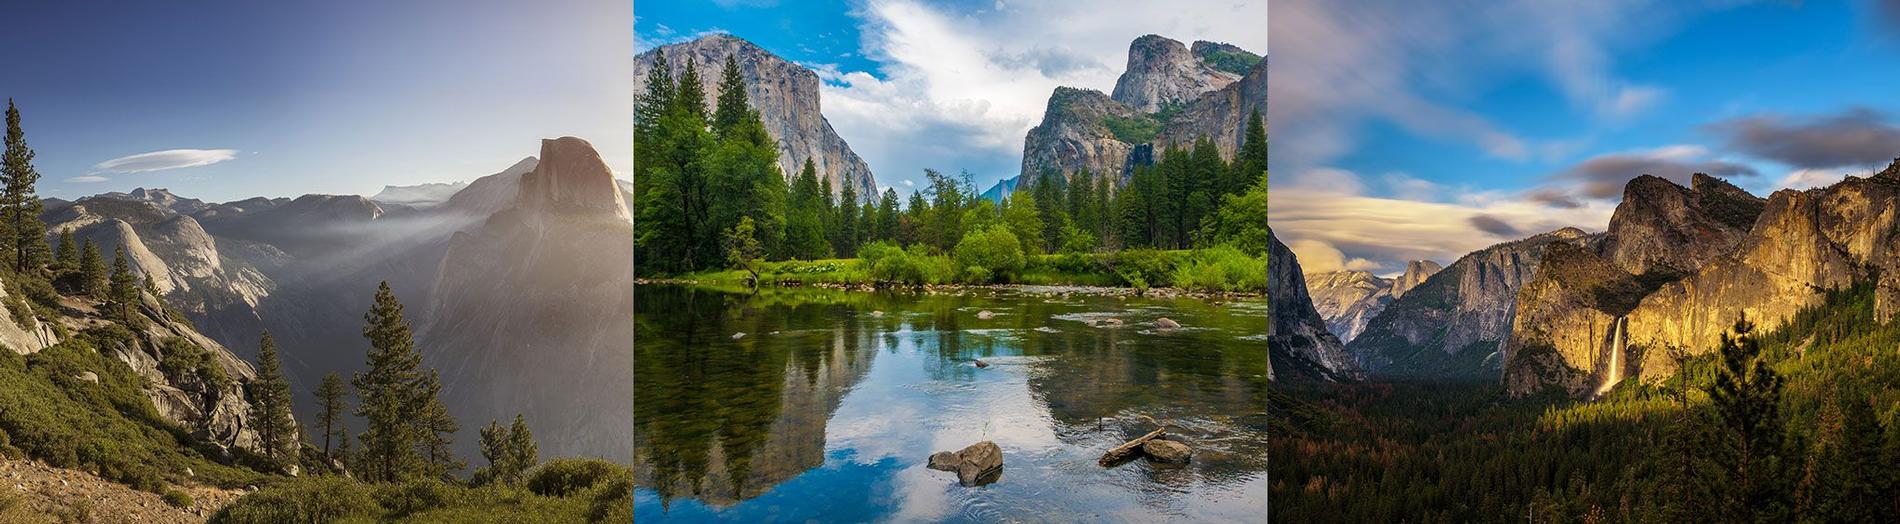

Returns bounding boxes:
[636,0,1268,193]
[0,0,631,202]
[1269,0,1900,275]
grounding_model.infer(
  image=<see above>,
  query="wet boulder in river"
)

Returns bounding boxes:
[1142,439,1192,464]
[1155,317,1181,329]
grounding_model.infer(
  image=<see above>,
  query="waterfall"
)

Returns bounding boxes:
[1594,317,1626,397]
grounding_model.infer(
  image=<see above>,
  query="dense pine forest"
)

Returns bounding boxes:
[1271,282,1900,523]
[632,52,1270,292]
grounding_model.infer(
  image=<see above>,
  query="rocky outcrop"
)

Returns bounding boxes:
[1022,35,1264,186]
[1391,260,1442,299]
[635,34,876,199]
[1349,228,1592,379]
[1304,270,1393,344]
[517,137,630,220]
[1111,35,1242,113]
[1152,53,1266,160]
[1495,166,1900,395]
[1269,230,1362,381]
[1019,87,1141,187]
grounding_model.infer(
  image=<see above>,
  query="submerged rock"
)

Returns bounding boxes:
[1142,439,1192,464]
[731,332,745,340]
[1155,317,1181,329]
[977,310,996,319]
[974,359,990,368]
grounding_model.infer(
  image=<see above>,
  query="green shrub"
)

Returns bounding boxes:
[1101,114,1162,143]
[161,488,194,509]
[209,476,378,524]
[376,478,457,518]
[585,469,634,522]
[1172,246,1268,293]
[1107,248,1178,288]
[525,458,624,497]
[953,226,1025,284]
[860,241,955,285]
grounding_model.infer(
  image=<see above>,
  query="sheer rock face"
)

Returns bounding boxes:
[1498,166,1900,396]
[634,34,876,199]
[1022,35,1263,187]
[1111,35,1241,113]
[517,137,630,221]
[1304,270,1392,344]
[1152,55,1266,160]
[1597,174,1764,277]
[1019,87,1140,187]
[1500,243,1647,397]
[1269,230,1362,381]
[1348,228,1592,379]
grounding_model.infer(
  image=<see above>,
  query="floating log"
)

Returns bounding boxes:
[1098,427,1166,466]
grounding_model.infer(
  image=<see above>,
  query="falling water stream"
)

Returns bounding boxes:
[1594,316,1626,398]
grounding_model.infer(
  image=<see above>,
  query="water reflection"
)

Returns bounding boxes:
[633,286,1269,522]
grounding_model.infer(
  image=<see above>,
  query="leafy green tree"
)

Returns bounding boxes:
[248,330,299,466]
[953,226,1025,283]
[1705,315,1789,522]
[314,372,349,467]
[1,100,49,273]
[1001,189,1044,256]
[722,216,765,285]
[1201,177,1271,256]
[922,169,973,252]
[353,281,425,482]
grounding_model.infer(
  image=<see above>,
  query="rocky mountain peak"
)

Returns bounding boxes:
[517,136,630,220]
[1601,173,1762,276]
[1305,270,1395,345]
[634,34,876,198]
[1876,157,1900,181]
[1111,34,1240,113]
[1391,260,1443,298]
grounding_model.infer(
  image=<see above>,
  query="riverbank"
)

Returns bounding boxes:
[644,250,1266,298]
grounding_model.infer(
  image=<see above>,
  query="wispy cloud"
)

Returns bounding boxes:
[65,176,108,183]
[824,0,1266,188]
[1552,145,1758,199]
[92,148,238,174]
[1270,0,1724,175]
[1705,107,1900,169]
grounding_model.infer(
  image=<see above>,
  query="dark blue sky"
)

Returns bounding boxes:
[1,0,630,201]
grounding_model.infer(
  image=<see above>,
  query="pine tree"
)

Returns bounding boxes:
[78,239,104,297]
[53,229,75,274]
[834,179,859,257]
[507,413,538,480]
[314,372,348,466]
[478,419,509,485]
[416,369,463,480]
[107,247,138,322]
[785,159,830,259]
[1,100,48,274]
[712,55,750,136]
[1705,315,1789,522]
[1812,394,1883,520]
[1233,109,1267,195]
[353,281,425,482]
[877,189,901,244]
[675,58,708,120]
[248,330,299,465]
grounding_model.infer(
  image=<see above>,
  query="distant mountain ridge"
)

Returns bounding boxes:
[1304,260,1441,344]
[47,136,633,463]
